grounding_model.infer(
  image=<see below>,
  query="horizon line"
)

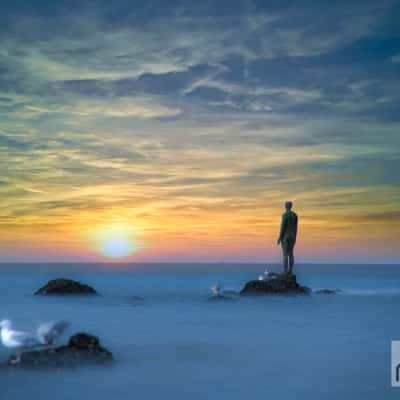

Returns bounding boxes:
[0,261,399,265]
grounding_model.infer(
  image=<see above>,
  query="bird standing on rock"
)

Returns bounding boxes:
[0,319,69,363]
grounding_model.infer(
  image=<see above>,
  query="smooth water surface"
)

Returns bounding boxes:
[0,263,399,399]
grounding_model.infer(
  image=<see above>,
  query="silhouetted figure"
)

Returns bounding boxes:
[277,201,298,274]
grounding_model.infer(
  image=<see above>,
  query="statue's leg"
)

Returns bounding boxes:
[282,242,288,273]
[289,240,295,274]
[289,251,294,274]
[284,256,289,274]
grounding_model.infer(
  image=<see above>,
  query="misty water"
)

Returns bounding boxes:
[1,263,399,399]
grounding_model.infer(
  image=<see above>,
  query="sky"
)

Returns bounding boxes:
[0,0,399,263]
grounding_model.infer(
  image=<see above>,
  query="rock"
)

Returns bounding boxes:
[5,333,113,369]
[314,289,342,295]
[34,278,98,296]
[126,295,145,305]
[240,273,310,296]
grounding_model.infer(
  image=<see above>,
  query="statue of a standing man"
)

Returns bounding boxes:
[277,201,298,275]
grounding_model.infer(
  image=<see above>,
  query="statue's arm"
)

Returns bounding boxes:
[278,214,286,243]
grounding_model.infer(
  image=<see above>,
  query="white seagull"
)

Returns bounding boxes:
[258,268,269,281]
[0,319,69,363]
[211,284,222,296]
[37,320,69,346]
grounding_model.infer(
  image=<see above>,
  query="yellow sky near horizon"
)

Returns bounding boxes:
[1,179,399,262]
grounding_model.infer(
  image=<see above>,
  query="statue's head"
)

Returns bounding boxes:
[285,201,293,210]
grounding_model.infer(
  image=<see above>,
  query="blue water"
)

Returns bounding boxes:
[1,263,399,399]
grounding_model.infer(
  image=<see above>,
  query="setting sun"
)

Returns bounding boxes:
[102,238,135,258]
[91,223,140,259]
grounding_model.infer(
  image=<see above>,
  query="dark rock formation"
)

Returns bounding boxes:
[240,273,310,296]
[6,333,113,368]
[314,289,342,295]
[35,278,98,296]
[126,295,145,305]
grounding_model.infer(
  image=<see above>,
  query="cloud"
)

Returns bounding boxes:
[0,1,387,87]
[74,98,181,118]
[0,133,34,150]
[0,0,399,261]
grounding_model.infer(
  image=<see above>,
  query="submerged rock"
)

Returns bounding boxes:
[240,273,310,296]
[126,295,145,305]
[207,294,236,302]
[314,289,342,295]
[35,278,98,296]
[6,333,113,368]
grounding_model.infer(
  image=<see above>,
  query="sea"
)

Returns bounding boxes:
[0,263,399,399]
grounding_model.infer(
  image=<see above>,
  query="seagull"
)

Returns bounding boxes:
[37,320,69,346]
[0,319,41,363]
[211,284,222,296]
[258,268,269,281]
[0,319,69,363]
